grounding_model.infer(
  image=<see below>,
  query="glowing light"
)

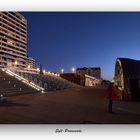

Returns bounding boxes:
[7,40,13,45]
[61,69,64,73]
[37,68,39,71]
[43,69,46,73]
[72,67,75,73]
[5,69,45,92]
[14,60,18,66]
[28,65,31,69]
[41,90,44,93]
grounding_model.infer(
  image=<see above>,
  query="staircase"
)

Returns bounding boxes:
[0,69,38,97]
[14,70,81,91]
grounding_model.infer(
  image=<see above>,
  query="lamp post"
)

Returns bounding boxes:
[72,67,75,73]
[43,69,46,74]
[61,69,64,73]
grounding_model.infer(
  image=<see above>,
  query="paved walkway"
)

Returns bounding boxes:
[0,86,140,124]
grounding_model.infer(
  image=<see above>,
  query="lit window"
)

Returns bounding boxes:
[7,40,13,45]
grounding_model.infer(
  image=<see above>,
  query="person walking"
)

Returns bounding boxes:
[107,83,114,113]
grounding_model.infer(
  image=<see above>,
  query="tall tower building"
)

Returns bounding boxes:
[0,12,27,67]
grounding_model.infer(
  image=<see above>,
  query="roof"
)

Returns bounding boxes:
[77,67,100,70]
[15,12,26,19]
[85,74,97,80]
[117,58,140,78]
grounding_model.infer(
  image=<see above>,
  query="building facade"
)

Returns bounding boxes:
[76,67,101,79]
[0,12,27,68]
[60,73,85,86]
[26,57,35,68]
[114,58,140,101]
[85,74,102,86]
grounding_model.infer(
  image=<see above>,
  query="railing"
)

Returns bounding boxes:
[2,68,45,93]
[1,67,81,92]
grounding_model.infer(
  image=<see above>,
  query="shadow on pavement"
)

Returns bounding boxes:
[0,99,28,107]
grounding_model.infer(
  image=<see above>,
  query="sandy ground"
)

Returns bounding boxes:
[0,85,140,124]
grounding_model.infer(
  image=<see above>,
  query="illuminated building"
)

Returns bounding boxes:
[26,57,35,68]
[0,12,27,67]
[76,67,101,79]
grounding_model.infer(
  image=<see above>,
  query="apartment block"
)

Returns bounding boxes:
[0,12,27,67]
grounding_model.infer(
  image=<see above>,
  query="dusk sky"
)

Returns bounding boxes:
[21,12,140,80]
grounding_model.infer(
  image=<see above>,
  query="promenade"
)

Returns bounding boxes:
[0,86,140,124]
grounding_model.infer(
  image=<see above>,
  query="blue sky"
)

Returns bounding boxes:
[21,12,140,80]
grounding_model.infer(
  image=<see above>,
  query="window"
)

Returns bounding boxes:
[7,40,14,45]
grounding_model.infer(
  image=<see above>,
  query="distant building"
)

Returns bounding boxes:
[114,58,140,101]
[60,73,85,86]
[76,67,101,79]
[26,57,35,68]
[60,73,102,87]
[0,12,27,67]
[85,74,102,86]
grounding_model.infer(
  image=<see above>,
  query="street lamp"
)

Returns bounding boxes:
[43,69,46,73]
[61,69,64,73]
[72,67,75,73]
